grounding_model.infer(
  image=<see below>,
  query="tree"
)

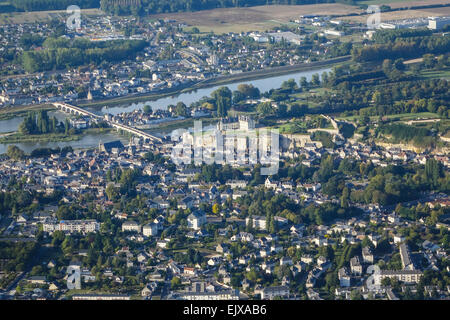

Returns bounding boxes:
[64,118,70,135]
[6,145,25,160]
[232,90,246,104]
[256,101,274,117]
[281,78,297,92]
[105,183,119,201]
[175,102,189,117]
[237,84,260,99]
[143,105,152,114]
[311,73,320,86]
[212,203,221,215]
[171,276,181,289]
[425,159,443,187]
[299,76,308,88]
[341,187,350,208]
[423,54,436,69]
[212,87,232,117]
[350,289,363,300]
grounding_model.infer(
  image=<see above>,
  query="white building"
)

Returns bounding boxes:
[260,286,290,300]
[324,29,344,37]
[362,247,374,264]
[245,215,267,231]
[374,270,423,285]
[350,256,363,275]
[187,210,207,230]
[43,220,100,234]
[122,220,141,233]
[267,31,303,45]
[142,223,158,237]
[428,17,450,30]
[338,267,351,287]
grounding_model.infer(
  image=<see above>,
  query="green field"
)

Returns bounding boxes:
[337,112,440,122]
[420,68,450,80]
[0,128,112,144]
[0,8,104,24]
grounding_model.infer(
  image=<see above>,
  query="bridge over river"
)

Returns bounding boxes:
[53,102,163,143]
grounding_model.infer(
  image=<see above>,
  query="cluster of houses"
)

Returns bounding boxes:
[0,111,449,300]
[0,11,354,109]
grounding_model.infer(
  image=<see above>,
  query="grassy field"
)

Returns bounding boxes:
[420,68,450,80]
[0,8,104,24]
[337,112,440,122]
[0,128,112,144]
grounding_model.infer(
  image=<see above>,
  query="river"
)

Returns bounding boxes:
[0,67,330,154]
[97,67,331,115]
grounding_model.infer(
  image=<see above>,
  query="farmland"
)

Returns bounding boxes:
[356,0,450,7]
[338,6,450,24]
[0,8,104,24]
[148,4,363,34]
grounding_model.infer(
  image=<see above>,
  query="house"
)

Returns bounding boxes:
[245,215,267,231]
[375,270,423,285]
[302,183,321,192]
[280,257,293,266]
[16,215,28,224]
[43,220,100,234]
[231,232,254,242]
[81,269,96,282]
[338,267,351,287]
[142,223,158,237]
[99,140,124,154]
[301,254,314,264]
[141,282,157,297]
[183,267,197,276]
[394,235,405,244]
[48,283,59,291]
[156,239,169,249]
[265,178,278,190]
[216,243,230,254]
[122,220,140,233]
[227,180,247,189]
[187,210,207,230]
[137,252,149,263]
[27,276,47,285]
[208,257,222,266]
[362,247,374,264]
[399,243,414,270]
[178,196,194,210]
[260,286,289,300]
[350,256,363,275]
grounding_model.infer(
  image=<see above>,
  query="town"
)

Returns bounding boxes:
[0,0,449,302]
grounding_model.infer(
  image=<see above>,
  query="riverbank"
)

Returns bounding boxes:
[79,56,350,109]
[0,56,349,117]
[0,104,55,120]
[0,128,113,144]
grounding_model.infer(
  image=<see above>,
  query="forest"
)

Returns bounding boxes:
[20,38,148,72]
